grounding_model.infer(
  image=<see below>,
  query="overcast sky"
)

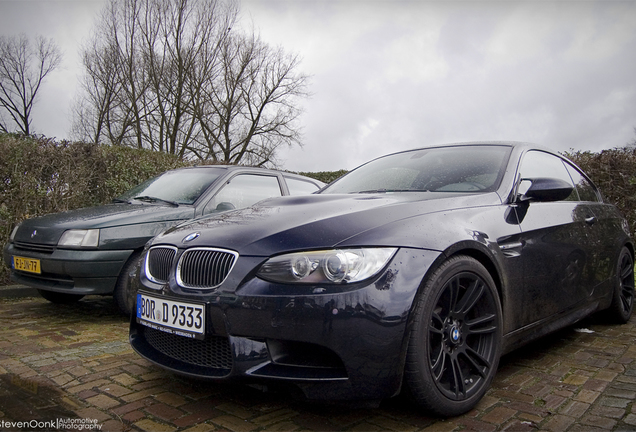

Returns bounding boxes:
[1,0,635,172]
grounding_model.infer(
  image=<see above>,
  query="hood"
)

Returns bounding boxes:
[153,192,502,256]
[14,203,194,245]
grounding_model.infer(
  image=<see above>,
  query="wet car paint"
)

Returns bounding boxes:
[129,142,633,413]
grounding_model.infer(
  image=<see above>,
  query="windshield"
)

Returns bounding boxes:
[116,168,223,205]
[322,145,512,194]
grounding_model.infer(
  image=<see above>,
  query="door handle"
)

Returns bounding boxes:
[585,216,596,226]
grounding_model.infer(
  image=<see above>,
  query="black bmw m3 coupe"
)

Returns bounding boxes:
[130,142,634,416]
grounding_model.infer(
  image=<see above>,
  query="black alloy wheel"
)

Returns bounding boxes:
[608,247,634,324]
[405,255,502,417]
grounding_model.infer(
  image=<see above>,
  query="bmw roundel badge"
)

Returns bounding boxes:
[451,326,460,343]
[183,232,200,243]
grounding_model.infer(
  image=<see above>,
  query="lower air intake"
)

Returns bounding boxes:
[144,327,233,372]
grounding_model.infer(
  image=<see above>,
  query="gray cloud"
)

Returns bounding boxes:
[251,1,636,171]
[2,0,635,172]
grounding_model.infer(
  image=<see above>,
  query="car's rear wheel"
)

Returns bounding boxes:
[113,252,142,316]
[405,255,502,417]
[37,289,84,304]
[607,247,634,324]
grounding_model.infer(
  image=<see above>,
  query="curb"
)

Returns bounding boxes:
[0,284,39,298]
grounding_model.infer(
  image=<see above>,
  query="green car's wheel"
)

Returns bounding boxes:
[114,252,142,316]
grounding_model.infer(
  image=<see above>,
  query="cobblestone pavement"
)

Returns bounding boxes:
[2,291,636,432]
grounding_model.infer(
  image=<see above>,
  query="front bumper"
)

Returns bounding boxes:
[3,242,134,295]
[129,248,441,402]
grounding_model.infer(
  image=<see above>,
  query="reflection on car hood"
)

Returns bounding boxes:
[154,192,502,256]
[13,204,194,245]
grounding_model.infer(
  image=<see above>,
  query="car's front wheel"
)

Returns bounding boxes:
[405,255,502,417]
[37,289,84,304]
[113,252,142,316]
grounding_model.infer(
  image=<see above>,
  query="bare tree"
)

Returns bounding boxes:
[72,0,308,167]
[73,0,150,147]
[71,42,123,144]
[0,34,62,135]
[628,127,636,149]
[196,31,309,166]
[73,0,236,153]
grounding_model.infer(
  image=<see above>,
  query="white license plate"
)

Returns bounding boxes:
[136,293,205,339]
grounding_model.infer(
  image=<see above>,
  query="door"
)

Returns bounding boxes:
[202,174,283,215]
[510,150,599,330]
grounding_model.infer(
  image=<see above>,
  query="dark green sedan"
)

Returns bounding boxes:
[3,166,324,315]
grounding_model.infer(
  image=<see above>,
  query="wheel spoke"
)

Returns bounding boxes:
[621,294,631,311]
[447,277,461,314]
[619,256,634,313]
[456,279,484,316]
[431,350,447,382]
[621,286,633,310]
[450,356,466,398]
[620,260,633,280]
[430,310,444,331]
[465,313,497,335]
[462,346,491,379]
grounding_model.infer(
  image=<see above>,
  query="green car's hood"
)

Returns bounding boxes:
[13,203,194,246]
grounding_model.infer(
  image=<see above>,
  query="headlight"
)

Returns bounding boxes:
[9,224,21,242]
[257,248,397,284]
[58,229,100,248]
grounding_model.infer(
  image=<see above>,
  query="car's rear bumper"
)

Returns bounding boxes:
[3,242,133,295]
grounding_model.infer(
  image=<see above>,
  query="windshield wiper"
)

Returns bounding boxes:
[355,189,427,194]
[133,196,179,207]
[112,198,131,204]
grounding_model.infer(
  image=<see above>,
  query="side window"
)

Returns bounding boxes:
[203,174,282,214]
[564,163,600,202]
[285,177,321,195]
[518,151,577,201]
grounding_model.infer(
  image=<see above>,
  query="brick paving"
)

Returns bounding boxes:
[1,291,636,431]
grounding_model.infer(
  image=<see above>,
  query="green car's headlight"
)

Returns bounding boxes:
[58,229,100,248]
[9,224,21,242]
[257,248,397,284]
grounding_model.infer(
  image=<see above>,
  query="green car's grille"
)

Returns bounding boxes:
[14,241,55,254]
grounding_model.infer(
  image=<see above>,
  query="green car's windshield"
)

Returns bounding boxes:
[322,145,512,194]
[116,168,223,205]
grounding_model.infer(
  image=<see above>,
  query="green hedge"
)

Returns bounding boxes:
[298,169,348,184]
[566,147,636,238]
[0,134,346,284]
[0,134,188,283]
[2,134,634,284]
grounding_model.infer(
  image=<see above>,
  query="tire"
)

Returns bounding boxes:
[37,289,84,304]
[113,252,142,316]
[405,255,502,417]
[607,247,634,324]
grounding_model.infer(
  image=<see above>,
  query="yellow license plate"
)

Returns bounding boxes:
[12,256,41,274]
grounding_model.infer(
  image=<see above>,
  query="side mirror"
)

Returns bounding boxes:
[214,202,236,212]
[521,178,574,202]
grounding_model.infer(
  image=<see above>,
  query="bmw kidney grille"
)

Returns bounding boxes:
[178,248,238,288]
[146,246,177,283]
[147,246,237,288]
